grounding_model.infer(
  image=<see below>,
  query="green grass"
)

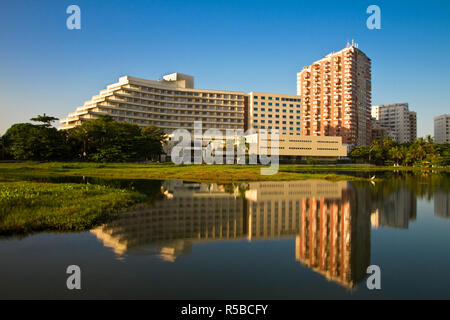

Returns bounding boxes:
[0,181,148,236]
[0,162,447,184]
[0,162,380,183]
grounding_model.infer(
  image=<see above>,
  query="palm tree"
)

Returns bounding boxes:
[389,146,402,166]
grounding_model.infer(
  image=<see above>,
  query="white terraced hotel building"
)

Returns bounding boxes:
[60,72,347,159]
[60,73,247,133]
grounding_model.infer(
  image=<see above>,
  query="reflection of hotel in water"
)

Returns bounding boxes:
[370,187,417,229]
[92,179,375,288]
[434,190,450,219]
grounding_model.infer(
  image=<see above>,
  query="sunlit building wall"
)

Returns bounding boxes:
[297,43,372,146]
[434,114,450,144]
[60,73,247,133]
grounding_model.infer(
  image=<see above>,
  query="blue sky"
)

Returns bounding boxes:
[0,0,449,137]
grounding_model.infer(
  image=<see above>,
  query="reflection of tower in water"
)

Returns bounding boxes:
[295,186,371,289]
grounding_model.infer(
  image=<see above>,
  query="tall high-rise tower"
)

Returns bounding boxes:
[297,43,372,145]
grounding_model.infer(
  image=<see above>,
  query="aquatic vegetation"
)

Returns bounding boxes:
[0,181,148,235]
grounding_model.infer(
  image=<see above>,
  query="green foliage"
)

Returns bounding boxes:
[349,145,369,163]
[349,137,449,167]
[0,181,149,235]
[2,123,68,160]
[139,125,167,161]
[306,157,318,165]
[66,116,166,162]
[30,113,59,127]
[3,115,166,162]
[0,136,5,160]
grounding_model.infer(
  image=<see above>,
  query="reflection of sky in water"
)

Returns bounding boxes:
[0,177,449,299]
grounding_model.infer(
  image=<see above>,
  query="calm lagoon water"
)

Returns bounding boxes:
[1,175,449,299]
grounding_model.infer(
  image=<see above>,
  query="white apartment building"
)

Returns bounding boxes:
[371,103,416,144]
[434,114,450,144]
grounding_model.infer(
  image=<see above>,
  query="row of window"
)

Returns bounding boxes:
[254,115,301,120]
[130,85,242,99]
[254,108,301,113]
[254,102,300,107]
[254,120,301,125]
[254,96,300,102]
[253,125,301,131]
[110,117,241,129]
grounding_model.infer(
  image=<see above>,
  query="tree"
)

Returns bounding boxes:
[369,141,384,164]
[388,146,403,166]
[350,145,369,163]
[30,113,59,127]
[65,116,166,162]
[0,136,6,160]
[139,125,167,161]
[2,121,68,160]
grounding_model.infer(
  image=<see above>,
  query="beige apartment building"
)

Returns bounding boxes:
[434,114,450,144]
[371,103,417,144]
[60,73,247,133]
[248,92,302,135]
[247,92,347,159]
[297,43,372,146]
[249,134,347,160]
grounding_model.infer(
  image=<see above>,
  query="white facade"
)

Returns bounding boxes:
[371,103,416,144]
[434,114,450,144]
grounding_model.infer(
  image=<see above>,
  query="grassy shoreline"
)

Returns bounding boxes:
[0,180,149,236]
[0,162,448,183]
